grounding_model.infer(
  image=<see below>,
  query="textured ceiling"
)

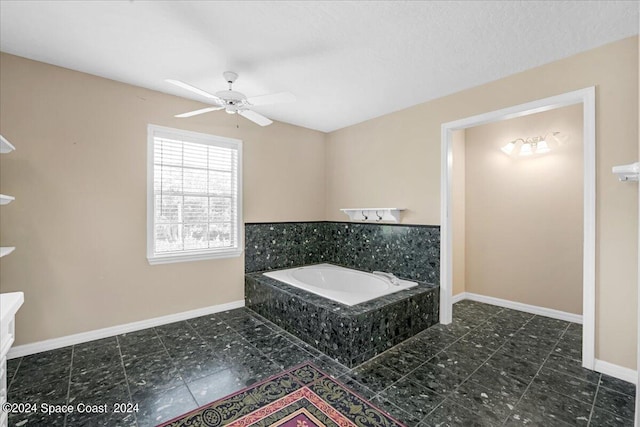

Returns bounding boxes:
[0,1,638,132]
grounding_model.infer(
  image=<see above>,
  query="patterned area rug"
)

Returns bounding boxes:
[160,363,405,427]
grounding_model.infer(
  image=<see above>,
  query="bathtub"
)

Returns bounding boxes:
[262,263,418,306]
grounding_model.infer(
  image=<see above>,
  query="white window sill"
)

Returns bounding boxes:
[147,249,242,265]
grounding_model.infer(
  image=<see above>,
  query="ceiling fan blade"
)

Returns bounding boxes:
[175,107,224,118]
[166,79,222,103]
[246,92,296,106]
[238,109,273,126]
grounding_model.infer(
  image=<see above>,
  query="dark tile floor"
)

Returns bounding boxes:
[6,300,636,426]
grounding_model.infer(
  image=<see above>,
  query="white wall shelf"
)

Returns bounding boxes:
[0,135,15,154]
[340,208,405,223]
[0,247,15,258]
[612,162,639,182]
[0,195,14,205]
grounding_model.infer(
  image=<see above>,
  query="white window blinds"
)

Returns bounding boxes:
[147,125,242,264]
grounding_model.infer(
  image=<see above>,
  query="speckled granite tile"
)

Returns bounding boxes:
[73,336,119,354]
[371,395,423,426]
[312,355,350,379]
[449,380,515,424]
[171,346,231,383]
[224,314,265,331]
[325,222,441,283]
[117,328,159,346]
[8,376,70,405]
[9,410,67,427]
[565,322,583,337]
[424,321,473,339]
[205,329,252,352]
[119,335,166,359]
[10,360,71,389]
[66,409,137,427]
[543,352,601,385]
[413,327,459,350]
[394,338,442,363]
[233,323,276,342]
[380,377,445,422]
[428,341,492,379]
[186,368,247,406]
[70,362,127,394]
[19,346,73,371]
[245,222,440,284]
[229,356,282,388]
[214,307,255,320]
[460,325,515,351]
[6,357,21,385]
[511,383,591,425]
[348,361,403,393]
[533,367,598,405]
[500,331,557,364]
[589,407,634,427]
[245,222,309,272]
[68,380,130,415]
[251,332,296,353]
[552,331,582,361]
[466,364,529,399]
[72,342,122,374]
[246,271,438,367]
[594,386,636,420]
[484,310,534,332]
[134,384,198,427]
[162,335,209,358]
[374,347,426,376]
[405,362,467,396]
[124,351,184,400]
[335,375,377,400]
[269,345,316,370]
[520,316,569,338]
[599,375,636,397]
[420,399,496,427]
[484,350,542,383]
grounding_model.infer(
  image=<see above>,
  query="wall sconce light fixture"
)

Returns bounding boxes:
[501,132,560,157]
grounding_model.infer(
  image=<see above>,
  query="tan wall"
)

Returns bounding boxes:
[326,37,639,369]
[465,105,583,314]
[452,130,466,296]
[0,53,326,345]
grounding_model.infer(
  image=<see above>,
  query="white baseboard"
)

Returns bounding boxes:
[594,359,638,384]
[454,292,583,324]
[452,293,466,304]
[7,300,245,359]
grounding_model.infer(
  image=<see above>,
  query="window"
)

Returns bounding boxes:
[147,125,242,264]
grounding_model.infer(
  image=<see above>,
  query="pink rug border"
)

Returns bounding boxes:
[156,361,407,427]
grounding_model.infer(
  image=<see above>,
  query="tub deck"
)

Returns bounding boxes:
[245,270,439,367]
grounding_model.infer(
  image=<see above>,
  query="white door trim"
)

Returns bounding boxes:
[440,86,596,370]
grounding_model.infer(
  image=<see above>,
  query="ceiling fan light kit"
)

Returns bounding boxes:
[167,71,295,126]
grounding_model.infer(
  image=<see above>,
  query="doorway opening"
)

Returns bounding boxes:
[440,87,596,369]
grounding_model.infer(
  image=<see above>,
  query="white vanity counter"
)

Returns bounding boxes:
[0,292,23,356]
[0,292,23,427]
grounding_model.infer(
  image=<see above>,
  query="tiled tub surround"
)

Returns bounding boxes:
[245,222,441,284]
[245,221,440,367]
[245,272,439,367]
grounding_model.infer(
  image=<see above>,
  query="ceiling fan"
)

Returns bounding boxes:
[167,71,295,126]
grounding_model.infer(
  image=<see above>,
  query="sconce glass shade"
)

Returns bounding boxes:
[520,143,533,156]
[501,141,515,155]
[536,140,550,154]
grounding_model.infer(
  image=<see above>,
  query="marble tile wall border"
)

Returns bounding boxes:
[245,222,440,284]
